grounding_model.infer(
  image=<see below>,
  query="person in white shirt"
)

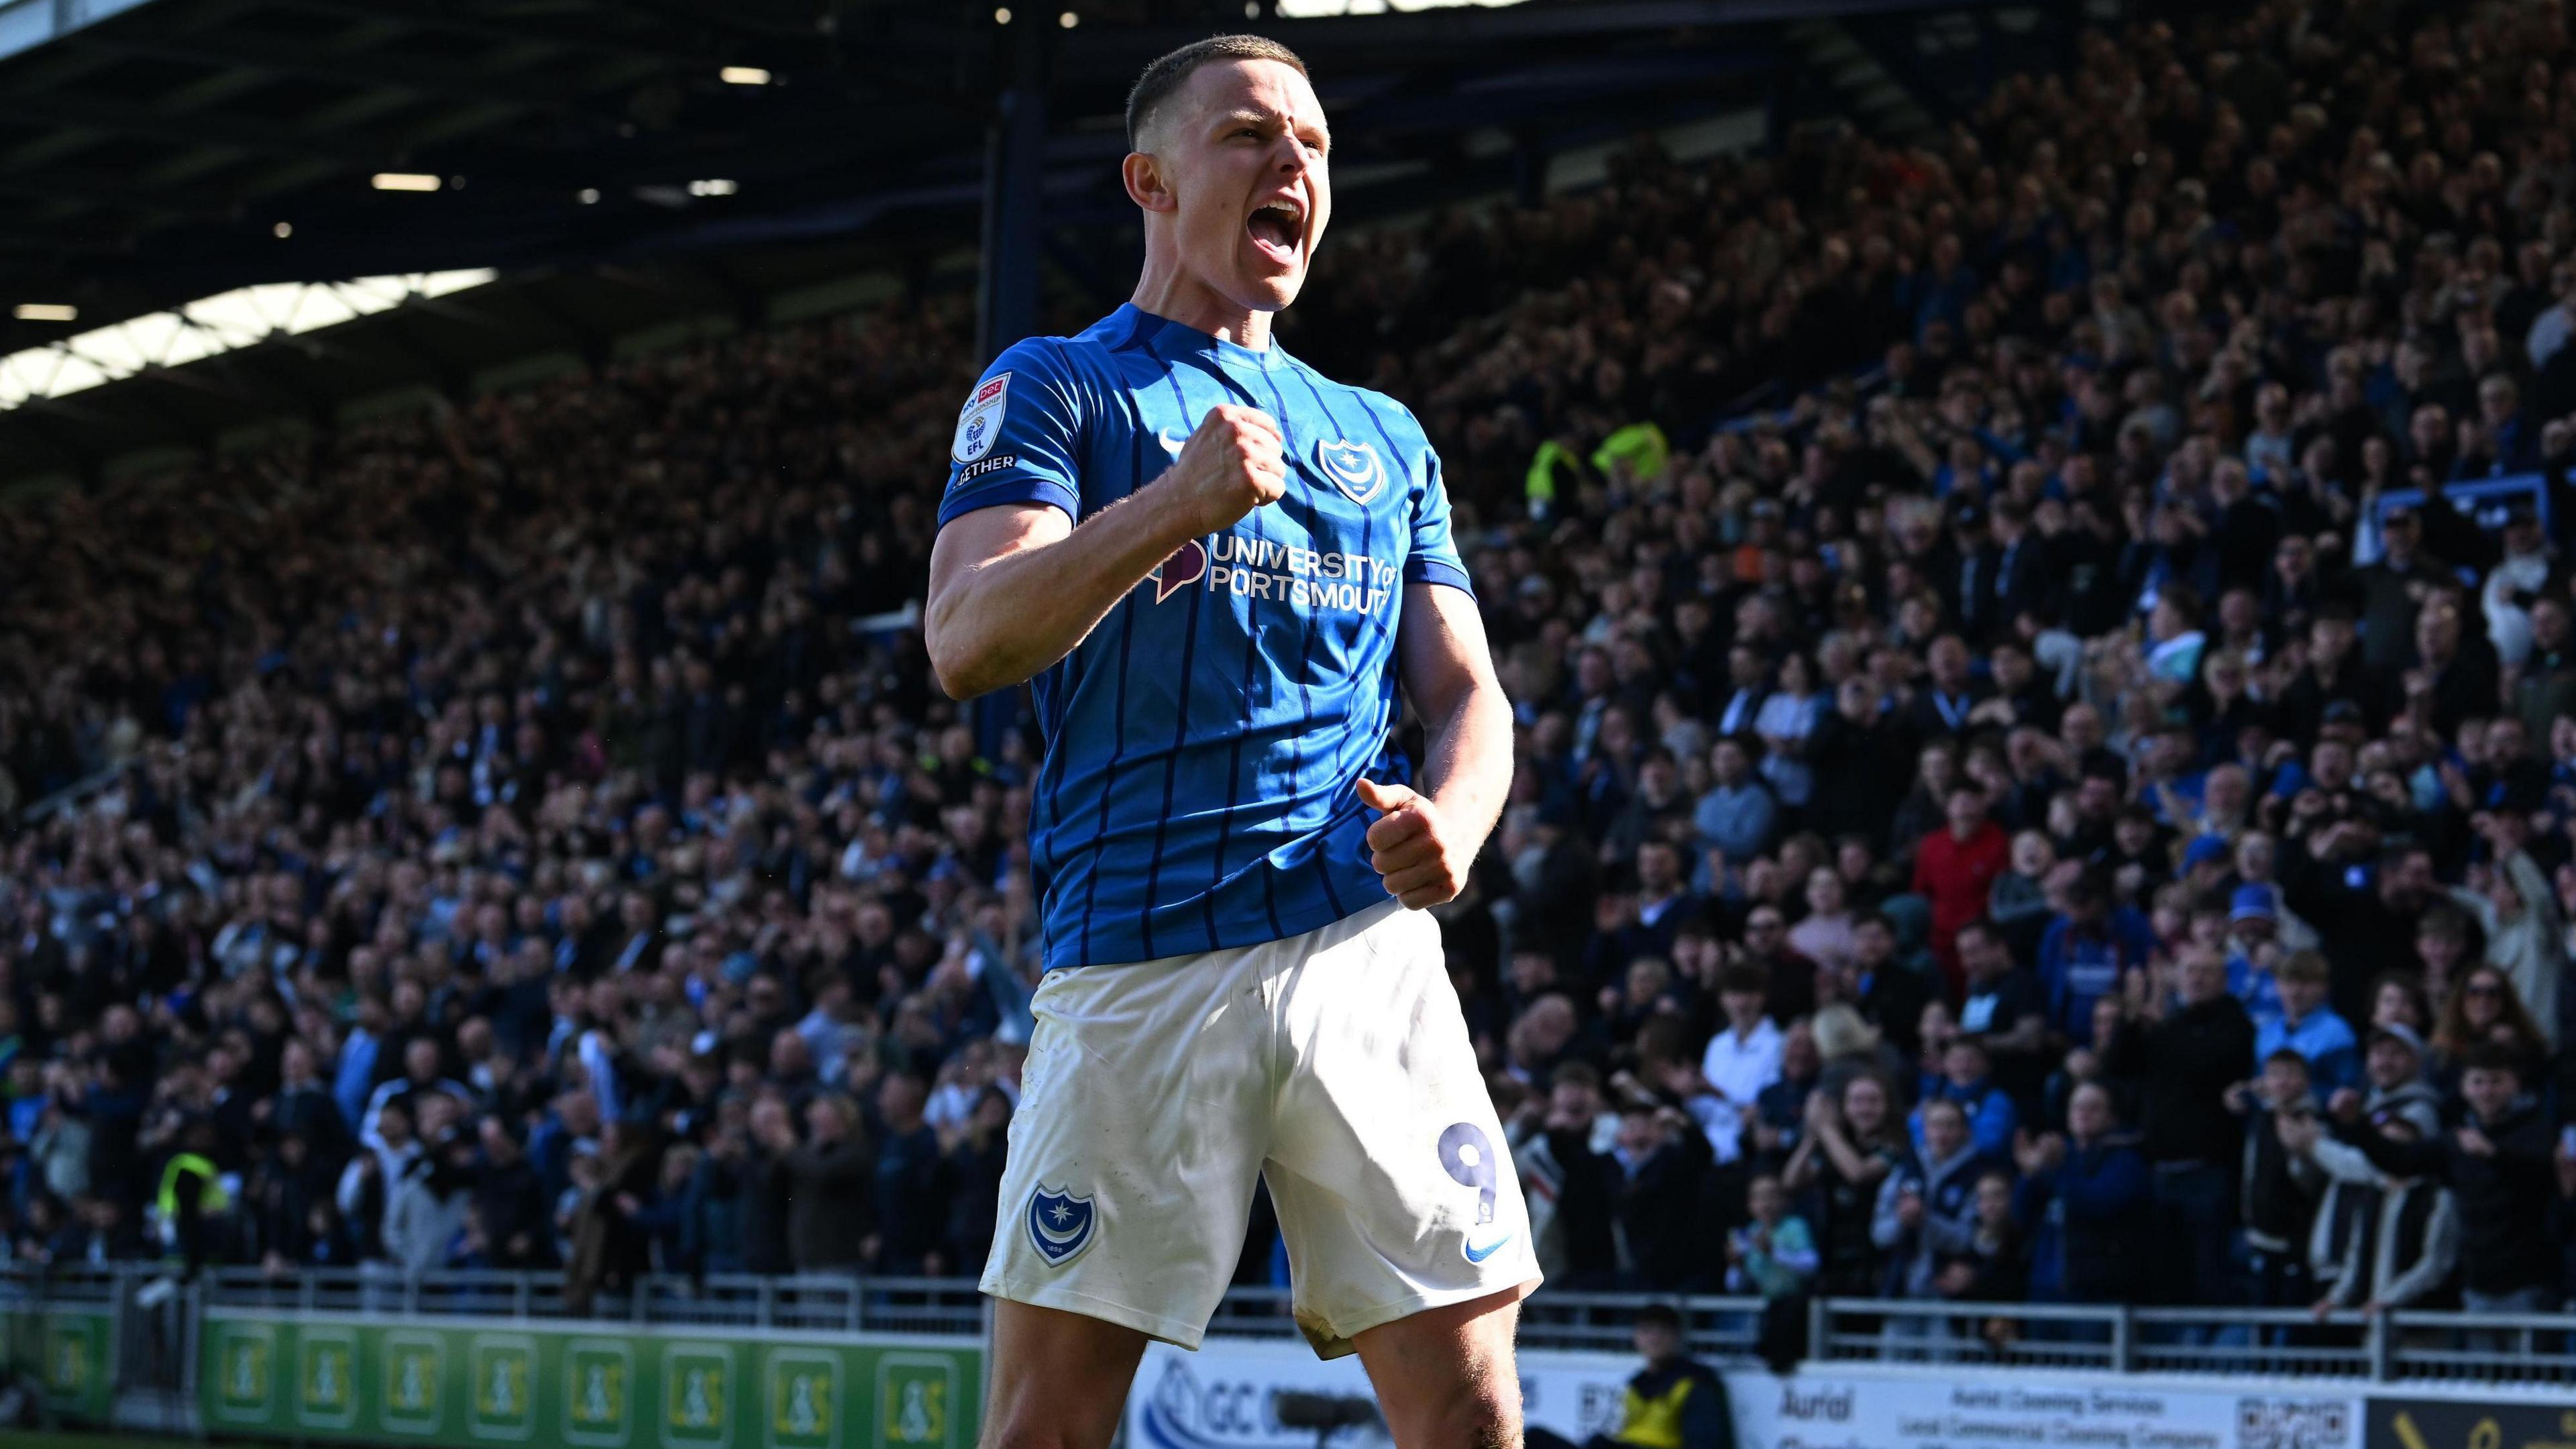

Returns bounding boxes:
[1697,965,1784,1165]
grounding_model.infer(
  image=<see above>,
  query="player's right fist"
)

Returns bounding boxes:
[1166,405,1287,533]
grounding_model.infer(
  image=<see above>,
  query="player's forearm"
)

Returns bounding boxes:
[928,482,1200,699]
[1412,670,1513,860]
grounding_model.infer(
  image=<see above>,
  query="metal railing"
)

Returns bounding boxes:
[1812,1297,2576,1386]
[5,1265,2570,1386]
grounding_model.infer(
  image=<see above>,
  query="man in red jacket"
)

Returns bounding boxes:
[1913,784,2009,997]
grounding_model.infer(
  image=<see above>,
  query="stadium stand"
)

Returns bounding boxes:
[3,0,2575,1372]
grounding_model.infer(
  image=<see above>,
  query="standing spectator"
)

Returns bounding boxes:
[2257,953,2362,1096]
[2102,950,2256,1306]
[2229,1050,2324,1312]
[2015,1083,2150,1306]
[2327,1044,2559,1319]
[868,1070,948,1275]
[780,1095,872,1274]
[1876,1098,2000,1303]
[1785,1073,1907,1299]
[1696,967,1782,1167]
[1914,786,2010,994]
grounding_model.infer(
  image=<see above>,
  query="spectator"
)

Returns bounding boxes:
[2328,1044,2559,1319]
[1914,786,2010,993]
[2102,950,2256,1306]
[1876,1097,2000,1303]
[2015,1083,2150,1306]
[1696,967,1782,1168]
[868,1070,948,1275]
[2229,1049,2324,1313]
[780,1095,872,1275]
[2258,953,2362,1097]
[1784,1073,1906,1299]
[1723,1173,1816,1302]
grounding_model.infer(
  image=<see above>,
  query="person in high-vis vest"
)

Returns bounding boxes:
[156,1120,233,1276]
[1527,1303,1734,1449]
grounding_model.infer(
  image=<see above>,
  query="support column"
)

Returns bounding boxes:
[976,15,1048,367]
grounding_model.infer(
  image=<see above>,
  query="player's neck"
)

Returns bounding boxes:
[1129,268,1272,352]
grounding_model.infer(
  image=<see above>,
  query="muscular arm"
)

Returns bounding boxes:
[924,404,1284,700]
[924,496,1189,700]
[1358,582,1511,908]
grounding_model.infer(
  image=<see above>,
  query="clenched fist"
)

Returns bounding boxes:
[1356,777,1468,909]
[1166,405,1287,534]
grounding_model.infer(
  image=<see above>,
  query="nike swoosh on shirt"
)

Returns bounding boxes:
[1158,427,1187,453]
[1463,1230,1516,1265]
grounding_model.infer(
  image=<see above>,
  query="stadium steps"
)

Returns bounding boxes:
[1785,17,1939,143]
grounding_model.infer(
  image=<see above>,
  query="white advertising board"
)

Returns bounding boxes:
[1120,1339,2365,1449]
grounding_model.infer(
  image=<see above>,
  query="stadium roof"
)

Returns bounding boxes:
[0,0,2076,483]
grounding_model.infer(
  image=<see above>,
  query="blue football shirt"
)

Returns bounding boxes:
[936,304,1472,970]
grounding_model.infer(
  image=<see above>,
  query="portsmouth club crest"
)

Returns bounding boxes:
[1026,1185,1097,1266]
[1313,437,1385,505]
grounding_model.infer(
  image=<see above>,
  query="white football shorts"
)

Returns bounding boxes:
[979,897,1542,1358]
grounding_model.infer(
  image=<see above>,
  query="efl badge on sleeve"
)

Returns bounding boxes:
[953,373,1010,463]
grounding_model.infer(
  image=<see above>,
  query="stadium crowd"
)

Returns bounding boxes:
[2,0,2576,1337]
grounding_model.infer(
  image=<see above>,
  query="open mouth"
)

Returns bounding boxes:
[1247,197,1303,266]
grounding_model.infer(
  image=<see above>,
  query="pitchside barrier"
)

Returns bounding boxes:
[1,1268,2570,1449]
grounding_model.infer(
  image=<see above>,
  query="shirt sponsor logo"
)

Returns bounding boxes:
[1148,539,1206,604]
[952,372,1010,462]
[1141,533,1397,614]
[1313,437,1385,504]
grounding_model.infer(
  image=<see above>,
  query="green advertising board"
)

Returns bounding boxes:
[3,1305,113,1424]
[201,1311,979,1449]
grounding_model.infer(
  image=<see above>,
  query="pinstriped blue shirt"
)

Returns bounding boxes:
[936,305,1472,969]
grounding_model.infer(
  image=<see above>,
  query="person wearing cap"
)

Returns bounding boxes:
[2481,500,2553,667]
[2223,882,2286,1028]
[2255,951,2361,1095]
[2359,1021,2443,1130]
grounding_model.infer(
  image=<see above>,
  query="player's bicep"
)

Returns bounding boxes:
[1395,579,1500,724]
[927,503,1072,619]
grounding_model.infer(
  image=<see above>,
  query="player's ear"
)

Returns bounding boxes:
[1124,150,1176,214]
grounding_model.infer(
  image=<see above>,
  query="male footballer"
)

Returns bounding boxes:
[924,34,1538,1448]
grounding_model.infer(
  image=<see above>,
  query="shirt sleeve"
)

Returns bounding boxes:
[936,339,1085,529]
[1405,443,1474,594]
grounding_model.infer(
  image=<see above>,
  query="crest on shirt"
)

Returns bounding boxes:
[1146,538,1207,604]
[1313,437,1385,505]
[1026,1183,1097,1266]
[952,372,1010,463]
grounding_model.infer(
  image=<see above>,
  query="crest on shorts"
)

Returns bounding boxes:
[1026,1185,1097,1267]
[1313,437,1385,505]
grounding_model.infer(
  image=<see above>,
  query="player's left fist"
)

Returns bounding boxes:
[1355,778,1464,910]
